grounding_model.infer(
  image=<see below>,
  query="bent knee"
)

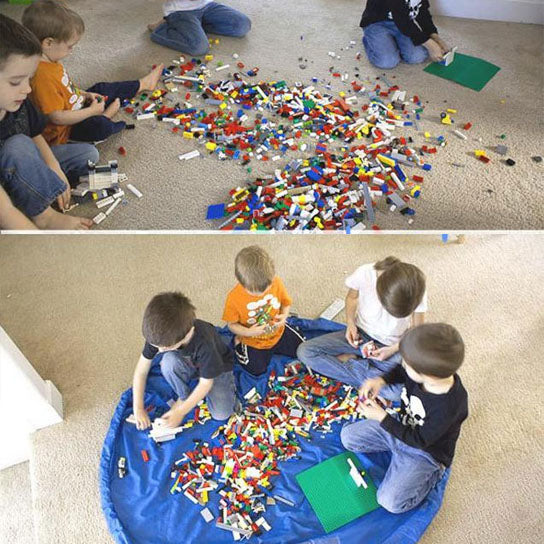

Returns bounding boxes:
[2,134,35,152]
[402,49,428,65]
[371,56,400,69]
[232,15,251,37]
[377,488,415,514]
[210,408,233,421]
[340,424,358,451]
[182,37,210,56]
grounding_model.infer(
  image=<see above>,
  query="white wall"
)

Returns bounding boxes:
[0,327,63,470]
[433,0,544,24]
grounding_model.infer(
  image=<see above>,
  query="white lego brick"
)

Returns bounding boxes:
[200,507,214,523]
[92,212,106,225]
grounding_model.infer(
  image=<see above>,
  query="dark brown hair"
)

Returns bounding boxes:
[400,323,465,378]
[375,256,426,318]
[235,246,275,293]
[0,14,42,70]
[22,0,85,43]
[142,292,196,348]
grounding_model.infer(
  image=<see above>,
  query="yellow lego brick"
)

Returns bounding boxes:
[235,218,244,224]
[204,54,213,61]
[183,131,193,139]
[446,108,457,114]
[206,142,217,151]
[302,160,309,167]
[354,157,362,165]
[377,154,395,167]
[441,115,452,125]
[474,150,486,157]
[424,131,431,139]
[201,491,208,503]
[339,91,346,97]
[219,102,227,110]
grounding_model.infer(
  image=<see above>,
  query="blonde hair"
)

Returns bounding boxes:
[235,246,275,293]
[22,0,85,43]
[375,256,426,318]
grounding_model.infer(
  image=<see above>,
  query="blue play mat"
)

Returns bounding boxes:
[100,318,450,544]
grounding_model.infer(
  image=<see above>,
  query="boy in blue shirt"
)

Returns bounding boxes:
[360,0,450,69]
[342,322,468,513]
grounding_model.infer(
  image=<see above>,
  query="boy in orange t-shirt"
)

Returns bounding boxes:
[22,0,163,145]
[222,246,305,376]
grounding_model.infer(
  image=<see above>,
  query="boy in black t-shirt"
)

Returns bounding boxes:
[341,322,468,513]
[0,14,96,229]
[360,0,450,69]
[132,292,237,430]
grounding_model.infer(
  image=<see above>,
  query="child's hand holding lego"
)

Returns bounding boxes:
[273,312,288,327]
[160,406,187,428]
[368,345,397,361]
[134,407,151,430]
[345,323,360,348]
[430,33,450,55]
[359,377,385,401]
[87,96,106,115]
[359,396,387,422]
[248,322,269,337]
[51,166,71,210]
[423,38,443,62]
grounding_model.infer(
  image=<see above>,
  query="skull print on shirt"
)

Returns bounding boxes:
[388,0,423,21]
[400,386,427,428]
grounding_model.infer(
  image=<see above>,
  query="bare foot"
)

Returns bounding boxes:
[147,19,163,32]
[32,207,93,230]
[139,63,164,92]
[104,98,121,119]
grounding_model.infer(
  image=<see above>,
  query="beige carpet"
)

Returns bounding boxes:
[0,233,543,543]
[0,462,35,544]
[1,0,543,229]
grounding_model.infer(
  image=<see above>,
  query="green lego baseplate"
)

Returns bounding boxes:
[295,451,380,533]
[424,52,500,92]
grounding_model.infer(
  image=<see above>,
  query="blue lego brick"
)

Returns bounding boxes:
[206,203,226,220]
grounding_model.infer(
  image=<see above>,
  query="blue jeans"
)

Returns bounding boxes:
[363,21,428,69]
[151,2,251,56]
[296,329,401,400]
[160,350,236,420]
[341,419,446,513]
[70,80,140,143]
[0,134,98,217]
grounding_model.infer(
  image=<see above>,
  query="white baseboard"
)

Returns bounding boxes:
[433,0,544,24]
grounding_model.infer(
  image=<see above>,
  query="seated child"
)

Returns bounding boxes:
[22,0,164,145]
[0,14,96,229]
[297,257,427,399]
[132,292,237,430]
[360,0,449,69]
[148,1,251,56]
[223,246,304,376]
[342,323,468,513]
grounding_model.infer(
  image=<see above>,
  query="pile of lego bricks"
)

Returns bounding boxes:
[122,58,441,230]
[168,361,363,540]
